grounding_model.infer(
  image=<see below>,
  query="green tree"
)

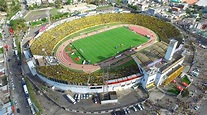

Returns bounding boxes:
[12,1,21,11]
[55,0,61,9]
[117,0,122,4]
[67,0,71,5]
[198,11,203,17]
[181,89,189,97]
[86,0,92,4]
[11,0,15,6]
[186,8,191,15]
[0,0,8,12]
[10,19,27,32]
[0,33,2,39]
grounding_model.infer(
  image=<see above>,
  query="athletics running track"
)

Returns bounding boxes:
[56,24,157,73]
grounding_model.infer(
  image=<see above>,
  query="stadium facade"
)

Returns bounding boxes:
[26,13,184,93]
[25,39,184,93]
[133,39,184,89]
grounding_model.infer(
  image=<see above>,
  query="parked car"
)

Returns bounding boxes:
[137,104,142,110]
[141,104,145,110]
[81,94,84,99]
[93,93,100,104]
[126,108,130,114]
[17,108,20,113]
[74,94,78,101]
[131,84,139,89]
[194,106,200,110]
[132,106,137,112]
[85,93,89,99]
[15,101,18,106]
[94,97,98,104]
[77,94,81,102]
[123,109,128,114]
[203,83,207,86]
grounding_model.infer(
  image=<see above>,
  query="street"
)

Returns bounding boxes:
[2,24,31,115]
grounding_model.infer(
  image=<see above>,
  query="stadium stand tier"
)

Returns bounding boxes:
[30,13,182,85]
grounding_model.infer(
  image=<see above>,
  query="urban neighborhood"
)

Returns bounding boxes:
[0,0,207,115]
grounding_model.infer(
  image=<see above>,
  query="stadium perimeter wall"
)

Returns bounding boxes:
[36,72,142,93]
[24,50,143,93]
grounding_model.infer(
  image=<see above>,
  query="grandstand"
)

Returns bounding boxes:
[30,13,182,56]
[132,39,185,89]
[27,13,184,92]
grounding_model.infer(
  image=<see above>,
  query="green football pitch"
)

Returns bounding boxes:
[69,27,148,64]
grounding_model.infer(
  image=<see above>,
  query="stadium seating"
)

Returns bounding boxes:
[31,13,182,85]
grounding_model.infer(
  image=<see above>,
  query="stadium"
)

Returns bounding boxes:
[27,13,184,93]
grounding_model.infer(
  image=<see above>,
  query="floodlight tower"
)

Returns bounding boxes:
[112,3,116,12]
[164,39,178,61]
[46,9,51,25]
[102,64,110,93]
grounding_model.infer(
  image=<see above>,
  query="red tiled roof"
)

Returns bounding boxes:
[183,0,199,4]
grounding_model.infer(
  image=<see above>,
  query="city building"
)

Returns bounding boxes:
[48,0,56,3]
[26,0,42,6]
[133,39,184,89]
[183,0,198,5]
[62,3,97,14]
[0,12,7,29]
[0,77,12,115]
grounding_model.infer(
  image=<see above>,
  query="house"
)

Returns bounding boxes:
[171,7,181,12]
[48,0,56,3]
[183,0,198,5]
[26,0,42,6]
[194,19,207,30]
[0,63,5,74]
[100,91,118,104]
[0,12,7,30]
[137,2,149,11]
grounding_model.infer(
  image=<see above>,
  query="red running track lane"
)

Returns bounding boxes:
[56,42,100,73]
[55,24,157,73]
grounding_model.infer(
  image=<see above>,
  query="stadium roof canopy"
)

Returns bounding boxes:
[133,41,185,74]
[132,41,168,70]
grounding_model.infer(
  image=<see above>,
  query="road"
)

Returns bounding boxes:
[166,23,207,114]
[10,0,27,20]
[2,24,32,115]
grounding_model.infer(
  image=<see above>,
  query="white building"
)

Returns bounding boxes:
[48,0,55,3]
[133,39,184,89]
[26,0,42,6]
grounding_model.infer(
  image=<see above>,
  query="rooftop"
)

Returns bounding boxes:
[101,91,118,101]
[132,41,184,73]
[132,41,168,70]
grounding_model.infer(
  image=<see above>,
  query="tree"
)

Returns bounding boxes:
[181,89,189,97]
[198,11,203,18]
[94,0,100,5]
[86,0,92,4]
[10,19,27,32]
[67,0,71,5]
[185,8,191,15]
[55,0,61,9]
[0,0,8,12]
[12,0,21,12]
[117,0,122,4]
[11,0,16,6]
